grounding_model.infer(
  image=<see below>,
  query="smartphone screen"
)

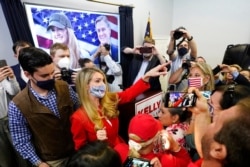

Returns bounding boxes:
[0,59,7,68]
[139,47,152,54]
[164,92,197,108]
[124,157,152,167]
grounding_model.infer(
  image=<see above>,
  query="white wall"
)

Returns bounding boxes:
[1,0,250,68]
[172,0,250,67]
[0,6,15,64]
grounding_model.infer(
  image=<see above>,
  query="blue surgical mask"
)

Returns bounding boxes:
[90,84,106,98]
[178,47,188,56]
[35,78,55,91]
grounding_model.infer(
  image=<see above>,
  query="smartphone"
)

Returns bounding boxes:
[0,59,7,68]
[139,47,152,54]
[124,157,152,167]
[164,91,197,108]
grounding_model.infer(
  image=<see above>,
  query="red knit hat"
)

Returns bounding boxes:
[128,114,162,142]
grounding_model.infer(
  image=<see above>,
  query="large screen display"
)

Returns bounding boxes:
[24,3,120,69]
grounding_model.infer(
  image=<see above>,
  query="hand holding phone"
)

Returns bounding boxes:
[124,157,152,167]
[164,91,197,108]
[0,59,7,68]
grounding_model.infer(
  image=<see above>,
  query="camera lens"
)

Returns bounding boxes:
[173,31,183,40]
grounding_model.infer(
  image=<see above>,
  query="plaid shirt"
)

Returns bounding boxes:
[8,84,79,165]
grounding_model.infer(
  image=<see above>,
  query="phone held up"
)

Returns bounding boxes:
[0,59,7,68]
[164,91,197,108]
[124,157,152,167]
[164,91,211,108]
[139,47,152,54]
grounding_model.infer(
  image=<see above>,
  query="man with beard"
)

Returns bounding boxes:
[122,38,168,91]
[8,47,79,167]
[187,86,250,167]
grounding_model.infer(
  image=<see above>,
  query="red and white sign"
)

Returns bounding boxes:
[135,92,163,117]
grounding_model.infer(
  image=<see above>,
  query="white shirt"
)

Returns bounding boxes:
[0,77,20,118]
[133,59,149,84]
[102,55,123,92]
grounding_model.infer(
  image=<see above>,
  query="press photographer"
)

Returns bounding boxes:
[50,43,78,88]
[166,26,197,75]
[94,43,123,92]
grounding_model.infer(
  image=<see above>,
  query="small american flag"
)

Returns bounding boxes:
[188,77,203,88]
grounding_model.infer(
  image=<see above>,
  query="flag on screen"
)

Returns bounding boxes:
[144,15,152,40]
[188,77,203,88]
[30,8,118,52]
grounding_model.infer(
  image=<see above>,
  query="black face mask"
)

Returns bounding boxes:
[178,47,188,56]
[35,78,55,91]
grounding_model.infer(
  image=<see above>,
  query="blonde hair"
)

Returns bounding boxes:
[75,67,119,130]
[230,64,242,71]
[190,62,215,91]
[66,28,82,69]
[50,43,69,57]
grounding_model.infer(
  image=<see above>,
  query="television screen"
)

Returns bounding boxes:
[24,3,120,69]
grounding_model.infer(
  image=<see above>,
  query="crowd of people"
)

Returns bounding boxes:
[1,24,250,167]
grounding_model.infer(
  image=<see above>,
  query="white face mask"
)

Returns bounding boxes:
[89,84,106,98]
[58,57,70,69]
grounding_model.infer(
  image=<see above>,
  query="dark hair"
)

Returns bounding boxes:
[12,40,32,54]
[65,141,122,167]
[78,58,92,68]
[18,47,53,75]
[214,84,250,109]
[214,116,250,167]
[162,94,191,122]
[168,108,191,123]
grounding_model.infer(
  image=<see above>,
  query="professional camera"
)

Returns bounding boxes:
[99,61,115,84]
[106,75,115,84]
[173,26,186,40]
[61,67,72,82]
[103,43,111,51]
[182,59,192,69]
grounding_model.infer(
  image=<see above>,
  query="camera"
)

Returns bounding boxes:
[106,75,115,84]
[103,43,110,51]
[173,26,186,40]
[61,67,72,82]
[182,59,192,69]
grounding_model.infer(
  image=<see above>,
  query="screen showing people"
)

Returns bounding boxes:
[165,92,197,108]
[24,4,121,69]
[165,91,211,108]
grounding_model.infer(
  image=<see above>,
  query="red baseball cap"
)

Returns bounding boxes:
[128,114,162,142]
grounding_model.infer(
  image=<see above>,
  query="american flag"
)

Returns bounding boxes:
[29,7,119,55]
[188,77,203,88]
[144,16,152,40]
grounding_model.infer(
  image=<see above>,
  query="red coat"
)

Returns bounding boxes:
[70,79,150,150]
